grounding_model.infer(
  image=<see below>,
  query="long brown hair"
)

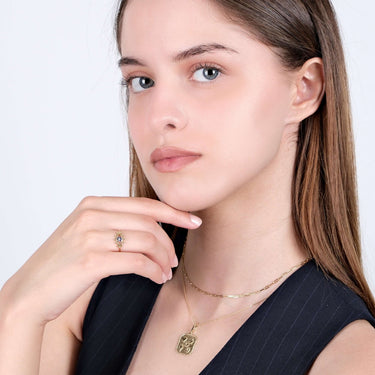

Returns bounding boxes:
[114,0,375,315]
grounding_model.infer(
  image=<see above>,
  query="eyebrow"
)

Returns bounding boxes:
[118,43,239,67]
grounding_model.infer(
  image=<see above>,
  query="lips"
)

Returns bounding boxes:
[150,147,201,172]
[150,147,200,163]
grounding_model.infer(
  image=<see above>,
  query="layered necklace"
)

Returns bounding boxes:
[176,242,312,355]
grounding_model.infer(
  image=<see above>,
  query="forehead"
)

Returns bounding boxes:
[120,0,251,55]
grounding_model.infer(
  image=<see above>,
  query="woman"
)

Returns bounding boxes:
[1,0,375,374]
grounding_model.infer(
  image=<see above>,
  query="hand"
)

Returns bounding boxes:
[0,196,202,325]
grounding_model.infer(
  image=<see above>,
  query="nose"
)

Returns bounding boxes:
[147,83,188,134]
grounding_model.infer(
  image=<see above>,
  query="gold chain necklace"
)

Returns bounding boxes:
[176,245,312,355]
[181,242,312,299]
[176,271,268,355]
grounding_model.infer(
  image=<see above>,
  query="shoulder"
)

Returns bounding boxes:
[65,274,144,339]
[294,262,375,373]
[308,319,375,374]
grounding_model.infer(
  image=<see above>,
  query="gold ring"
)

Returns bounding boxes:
[114,231,125,251]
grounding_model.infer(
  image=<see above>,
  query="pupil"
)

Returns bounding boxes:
[204,68,217,80]
[141,77,152,88]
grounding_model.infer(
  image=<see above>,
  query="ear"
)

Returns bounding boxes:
[285,57,325,124]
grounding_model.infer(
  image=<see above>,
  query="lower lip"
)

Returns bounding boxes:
[153,155,201,172]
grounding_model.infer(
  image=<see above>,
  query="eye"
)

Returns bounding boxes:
[120,63,223,94]
[191,63,222,82]
[121,76,154,93]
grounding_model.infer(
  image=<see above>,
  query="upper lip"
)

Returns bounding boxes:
[150,147,201,163]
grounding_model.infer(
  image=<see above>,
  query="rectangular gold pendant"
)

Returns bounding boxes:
[177,333,197,355]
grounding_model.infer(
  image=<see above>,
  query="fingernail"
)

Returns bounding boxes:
[190,214,202,227]
[162,273,168,283]
[168,269,173,280]
[172,254,179,268]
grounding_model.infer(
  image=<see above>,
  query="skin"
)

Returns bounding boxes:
[0,0,374,373]
[122,0,317,305]
[124,3,292,214]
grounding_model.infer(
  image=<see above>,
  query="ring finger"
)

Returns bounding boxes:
[84,229,173,277]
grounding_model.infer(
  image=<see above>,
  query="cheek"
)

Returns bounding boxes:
[127,105,151,164]
[201,74,290,168]
[127,102,143,140]
[190,76,291,203]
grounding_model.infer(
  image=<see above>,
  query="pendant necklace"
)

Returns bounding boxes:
[176,242,312,355]
[176,270,268,355]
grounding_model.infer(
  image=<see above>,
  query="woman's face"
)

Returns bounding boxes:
[120,0,295,212]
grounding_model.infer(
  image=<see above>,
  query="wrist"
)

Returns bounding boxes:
[0,284,47,329]
[0,289,45,375]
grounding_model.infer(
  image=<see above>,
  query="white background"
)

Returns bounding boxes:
[1,1,374,291]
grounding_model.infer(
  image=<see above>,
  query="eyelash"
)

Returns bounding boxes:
[120,62,224,91]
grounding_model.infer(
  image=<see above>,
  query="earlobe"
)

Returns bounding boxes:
[286,57,325,124]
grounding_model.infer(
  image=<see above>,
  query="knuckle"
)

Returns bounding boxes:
[131,254,161,281]
[75,209,98,230]
[132,253,147,269]
[143,232,157,250]
[166,239,176,256]
[78,196,97,209]
[139,215,157,231]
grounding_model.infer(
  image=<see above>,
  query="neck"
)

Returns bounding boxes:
[180,134,309,298]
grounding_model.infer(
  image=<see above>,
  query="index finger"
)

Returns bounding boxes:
[77,196,202,229]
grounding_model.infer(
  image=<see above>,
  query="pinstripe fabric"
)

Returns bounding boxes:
[75,260,375,375]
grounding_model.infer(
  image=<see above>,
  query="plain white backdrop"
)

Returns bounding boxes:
[0,1,374,291]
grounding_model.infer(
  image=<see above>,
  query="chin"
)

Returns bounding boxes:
[146,171,235,213]
[154,184,226,213]
[157,192,207,213]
